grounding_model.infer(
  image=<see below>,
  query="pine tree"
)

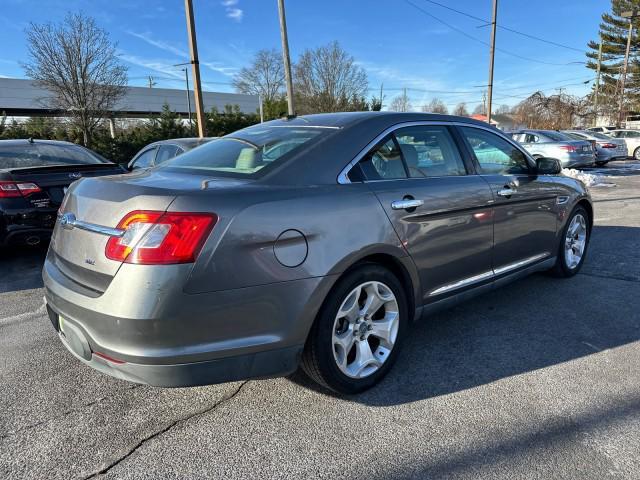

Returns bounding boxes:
[586,0,640,120]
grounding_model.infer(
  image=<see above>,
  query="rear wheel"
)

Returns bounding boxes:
[634,147,640,160]
[595,161,607,167]
[301,264,408,394]
[549,206,590,277]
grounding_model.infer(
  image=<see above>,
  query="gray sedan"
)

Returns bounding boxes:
[563,130,627,165]
[508,129,596,168]
[43,112,592,394]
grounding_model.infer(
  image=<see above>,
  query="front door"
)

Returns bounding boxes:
[457,125,559,274]
[351,124,495,305]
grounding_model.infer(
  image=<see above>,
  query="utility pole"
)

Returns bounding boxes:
[259,94,264,123]
[593,37,603,126]
[184,0,206,137]
[486,0,498,124]
[277,0,295,116]
[147,76,156,88]
[183,68,193,133]
[619,9,638,126]
[403,87,408,112]
[379,83,384,110]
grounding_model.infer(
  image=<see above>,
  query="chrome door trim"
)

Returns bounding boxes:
[57,213,125,238]
[428,252,550,297]
[492,252,550,276]
[337,120,535,184]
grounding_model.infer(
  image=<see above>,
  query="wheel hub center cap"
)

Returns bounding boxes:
[357,322,369,337]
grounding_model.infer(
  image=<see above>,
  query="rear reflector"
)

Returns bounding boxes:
[0,181,42,198]
[105,210,217,265]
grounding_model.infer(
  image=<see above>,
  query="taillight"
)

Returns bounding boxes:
[0,181,42,198]
[105,210,216,265]
[559,145,578,152]
[600,143,617,148]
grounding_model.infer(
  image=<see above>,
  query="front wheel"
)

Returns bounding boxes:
[634,147,640,160]
[549,206,590,277]
[301,264,408,394]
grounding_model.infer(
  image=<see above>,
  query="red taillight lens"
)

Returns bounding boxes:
[559,145,578,152]
[600,143,617,148]
[0,181,42,197]
[105,210,217,265]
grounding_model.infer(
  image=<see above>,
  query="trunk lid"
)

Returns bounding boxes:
[50,170,247,293]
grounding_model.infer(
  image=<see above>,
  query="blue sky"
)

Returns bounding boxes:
[0,0,608,110]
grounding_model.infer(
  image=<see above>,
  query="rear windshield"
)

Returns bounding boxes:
[541,131,571,141]
[0,143,107,169]
[159,125,335,177]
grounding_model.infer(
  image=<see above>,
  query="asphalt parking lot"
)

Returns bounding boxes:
[2,161,640,480]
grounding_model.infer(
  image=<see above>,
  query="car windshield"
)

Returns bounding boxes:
[541,131,572,141]
[160,125,335,177]
[0,143,107,169]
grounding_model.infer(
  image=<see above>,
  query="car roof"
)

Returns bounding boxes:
[0,139,78,147]
[148,137,217,149]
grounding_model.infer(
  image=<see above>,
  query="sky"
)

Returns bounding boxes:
[0,0,610,111]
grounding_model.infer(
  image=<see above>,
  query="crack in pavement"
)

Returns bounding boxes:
[0,384,142,441]
[82,380,250,479]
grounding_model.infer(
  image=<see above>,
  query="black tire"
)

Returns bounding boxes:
[595,161,607,167]
[634,147,640,161]
[301,264,408,394]
[549,205,590,278]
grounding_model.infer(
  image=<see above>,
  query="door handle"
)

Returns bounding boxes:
[391,199,424,210]
[497,186,516,197]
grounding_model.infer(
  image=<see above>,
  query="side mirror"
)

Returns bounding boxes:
[536,157,561,175]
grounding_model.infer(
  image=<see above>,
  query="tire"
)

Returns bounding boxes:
[549,205,590,278]
[634,147,640,161]
[595,161,606,167]
[301,264,408,394]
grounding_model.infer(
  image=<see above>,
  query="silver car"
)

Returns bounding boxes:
[509,129,596,168]
[563,130,628,166]
[43,113,593,394]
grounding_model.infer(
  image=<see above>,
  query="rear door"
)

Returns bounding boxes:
[349,123,494,304]
[457,125,559,274]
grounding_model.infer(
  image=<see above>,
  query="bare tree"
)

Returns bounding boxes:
[513,91,590,129]
[452,102,469,116]
[23,13,127,146]
[294,41,369,114]
[495,104,511,115]
[232,49,285,104]
[472,103,486,116]
[421,98,448,114]
[389,91,412,112]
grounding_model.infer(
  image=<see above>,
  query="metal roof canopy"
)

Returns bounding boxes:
[0,78,259,118]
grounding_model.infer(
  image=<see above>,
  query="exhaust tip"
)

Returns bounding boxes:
[25,235,41,246]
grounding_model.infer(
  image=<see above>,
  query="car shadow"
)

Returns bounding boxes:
[289,225,640,406]
[0,244,47,293]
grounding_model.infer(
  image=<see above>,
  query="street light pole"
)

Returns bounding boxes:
[486,0,498,125]
[184,0,206,137]
[619,9,638,126]
[183,68,193,133]
[277,0,295,116]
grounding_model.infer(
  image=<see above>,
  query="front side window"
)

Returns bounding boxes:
[161,125,333,177]
[460,127,531,175]
[394,125,466,177]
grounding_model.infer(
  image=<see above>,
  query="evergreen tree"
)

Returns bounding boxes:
[586,0,640,119]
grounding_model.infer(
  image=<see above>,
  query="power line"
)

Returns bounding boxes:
[404,0,584,66]
[420,0,585,53]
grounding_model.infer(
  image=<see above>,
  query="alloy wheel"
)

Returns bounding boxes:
[564,213,587,269]
[331,281,399,379]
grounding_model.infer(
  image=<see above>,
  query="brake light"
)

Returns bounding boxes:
[559,145,578,152]
[600,143,617,148]
[105,210,217,265]
[0,181,42,198]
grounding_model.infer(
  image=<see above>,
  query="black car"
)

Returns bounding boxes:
[128,137,215,171]
[0,139,125,246]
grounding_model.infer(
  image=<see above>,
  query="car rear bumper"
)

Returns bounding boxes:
[1,208,57,246]
[43,255,336,386]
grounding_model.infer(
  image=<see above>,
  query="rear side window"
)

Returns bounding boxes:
[460,127,531,175]
[394,125,466,177]
[350,136,407,181]
[155,145,181,165]
[0,143,105,169]
[131,148,157,170]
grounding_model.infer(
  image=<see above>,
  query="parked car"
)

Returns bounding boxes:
[0,139,124,247]
[587,125,617,134]
[43,112,592,394]
[608,129,640,160]
[128,137,215,171]
[563,130,628,166]
[508,129,596,168]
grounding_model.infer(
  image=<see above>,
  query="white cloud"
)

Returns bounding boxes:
[221,1,243,22]
[126,30,188,59]
[117,52,184,79]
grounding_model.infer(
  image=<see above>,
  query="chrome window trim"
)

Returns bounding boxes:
[337,121,535,184]
[428,252,550,297]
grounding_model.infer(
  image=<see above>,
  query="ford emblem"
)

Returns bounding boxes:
[69,172,82,179]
